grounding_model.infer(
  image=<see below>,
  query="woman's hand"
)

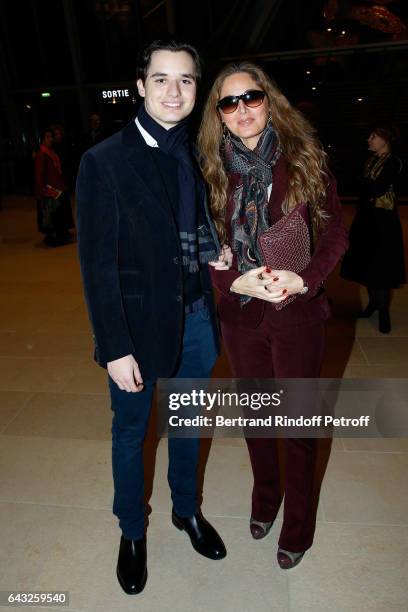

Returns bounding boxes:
[209,244,233,270]
[230,266,276,301]
[263,269,304,302]
[230,267,304,303]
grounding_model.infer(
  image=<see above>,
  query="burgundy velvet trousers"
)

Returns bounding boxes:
[221,304,325,552]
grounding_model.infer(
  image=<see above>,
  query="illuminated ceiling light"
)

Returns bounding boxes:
[41,92,51,98]
[326,27,332,32]
[357,98,363,102]
[341,30,346,35]
[25,104,31,110]
[312,86,317,91]
[306,70,311,75]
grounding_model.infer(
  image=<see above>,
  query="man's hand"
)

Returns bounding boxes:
[209,244,233,270]
[107,354,144,392]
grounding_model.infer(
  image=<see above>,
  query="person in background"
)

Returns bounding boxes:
[82,113,107,150]
[50,123,75,190]
[76,113,109,171]
[35,128,74,246]
[198,62,348,570]
[341,125,405,333]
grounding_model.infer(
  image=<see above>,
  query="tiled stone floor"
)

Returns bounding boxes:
[0,196,407,611]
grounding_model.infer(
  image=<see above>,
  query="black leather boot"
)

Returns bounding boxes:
[116,535,147,594]
[377,288,391,334]
[172,509,227,560]
[379,308,391,334]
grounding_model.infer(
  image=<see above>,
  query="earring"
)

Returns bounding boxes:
[222,123,231,146]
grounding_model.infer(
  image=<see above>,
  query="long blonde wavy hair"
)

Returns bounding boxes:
[197,62,329,243]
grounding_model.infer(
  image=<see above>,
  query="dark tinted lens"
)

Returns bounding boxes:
[217,96,239,114]
[244,90,265,107]
[217,90,265,113]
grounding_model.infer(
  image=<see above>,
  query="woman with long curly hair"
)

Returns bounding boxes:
[198,62,348,569]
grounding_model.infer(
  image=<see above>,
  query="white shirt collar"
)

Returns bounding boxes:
[135,117,159,148]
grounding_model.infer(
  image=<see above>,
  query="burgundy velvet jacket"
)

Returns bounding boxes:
[210,156,349,329]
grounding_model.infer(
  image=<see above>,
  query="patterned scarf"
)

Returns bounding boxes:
[224,122,281,304]
[137,105,217,271]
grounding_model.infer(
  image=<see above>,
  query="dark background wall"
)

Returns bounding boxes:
[1,0,407,196]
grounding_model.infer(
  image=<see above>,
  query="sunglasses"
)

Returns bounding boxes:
[217,89,265,114]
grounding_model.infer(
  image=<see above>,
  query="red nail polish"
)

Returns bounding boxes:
[265,267,271,273]
[273,277,279,281]
[282,289,287,294]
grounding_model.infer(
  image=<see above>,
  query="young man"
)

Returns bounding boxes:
[76,41,229,595]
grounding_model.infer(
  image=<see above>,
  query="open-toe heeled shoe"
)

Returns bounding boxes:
[249,518,273,540]
[277,548,305,569]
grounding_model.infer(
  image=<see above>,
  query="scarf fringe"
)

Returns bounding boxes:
[181,251,218,272]
[181,256,200,272]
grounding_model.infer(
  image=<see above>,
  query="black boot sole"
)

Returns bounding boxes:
[116,567,147,595]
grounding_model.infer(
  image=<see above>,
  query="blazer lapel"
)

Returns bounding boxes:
[121,120,174,219]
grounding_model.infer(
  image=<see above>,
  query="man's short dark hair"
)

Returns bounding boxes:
[137,39,201,83]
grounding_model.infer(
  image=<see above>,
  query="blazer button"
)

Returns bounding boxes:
[173,256,179,264]
[175,295,182,302]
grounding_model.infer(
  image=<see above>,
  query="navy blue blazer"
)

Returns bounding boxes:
[76,120,220,379]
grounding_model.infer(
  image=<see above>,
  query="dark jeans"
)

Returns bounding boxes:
[109,306,218,540]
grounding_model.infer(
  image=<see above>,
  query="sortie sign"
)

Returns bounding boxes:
[102,89,130,99]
